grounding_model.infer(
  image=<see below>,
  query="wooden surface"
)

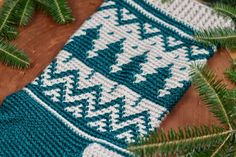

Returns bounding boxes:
[0,0,234,131]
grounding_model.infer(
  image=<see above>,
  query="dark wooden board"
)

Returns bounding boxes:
[0,0,233,131]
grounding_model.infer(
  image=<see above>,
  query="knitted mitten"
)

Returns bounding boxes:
[0,0,233,156]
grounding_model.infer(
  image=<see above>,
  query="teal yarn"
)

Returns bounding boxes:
[0,0,233,156]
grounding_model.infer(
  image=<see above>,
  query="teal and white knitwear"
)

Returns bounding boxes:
[0,0,233,156]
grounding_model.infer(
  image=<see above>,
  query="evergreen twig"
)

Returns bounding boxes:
[194,1,236,50]
[36,0,74,24]
[214,3,236,20]
[128,126,229,156]
[14,0,35,26]
[0,0,74,69]
[191,65,233,129]
[0,40,30,69]
[0,0,20,40]
[225,60,236,83]
[128,64,236,157]
[201,0,236,6]
[194,28,236,50]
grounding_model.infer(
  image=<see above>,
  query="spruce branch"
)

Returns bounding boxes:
[211,134,231,157]
[14,0,35,26]
[0,40,30,69]
[191,65,233,129]
[225,60,236,83]
[194,28,236,50]
[213,3,236,21]
[0,0,75,69]
[201,0,236,6]
[128,126,230,157]
[129,65,236,156]
[0,0,20,40]
[36,0,74,24]
[222,89,236,129]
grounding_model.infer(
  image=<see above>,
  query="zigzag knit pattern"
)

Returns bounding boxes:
[0,0,233,156]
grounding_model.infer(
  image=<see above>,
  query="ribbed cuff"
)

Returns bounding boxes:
[140,0,234,30]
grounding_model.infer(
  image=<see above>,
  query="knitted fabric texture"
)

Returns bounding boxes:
[0,0,233,156]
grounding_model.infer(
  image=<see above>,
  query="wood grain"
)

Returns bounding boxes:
[0,0,233,132]
[229,50,236,59]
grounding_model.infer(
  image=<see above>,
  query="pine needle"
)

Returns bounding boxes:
[0,40,30,69]
[194,28,236,49]
[14,0,35,26]
[214,3,236,20]
[0,0,76,69]
[201,0,236,6]
[190,65,233,129]
[225,60,236,83]
[128,126,230,156]
[0,0,75,39]
[0,0,20,40]
[129,64,236,157]
[36,0,74,24]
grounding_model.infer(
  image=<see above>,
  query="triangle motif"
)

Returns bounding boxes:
[120,8,137,21]
[143,23,160,34]
[167,36,184,47]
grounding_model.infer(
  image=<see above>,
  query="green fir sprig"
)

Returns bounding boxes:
[128,63,236,157]
[0,0,20,40]
[195,28,236,49]
[36,0,74,24]
[0,0,74,69]
[201,0,236,7]
[0,40,30,69]
[14,0,36,26]
[194,1,236,50]
[225,60,236,83]
[214,3,236,20]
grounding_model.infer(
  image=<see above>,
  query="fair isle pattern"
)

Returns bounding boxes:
[0,0,233,156]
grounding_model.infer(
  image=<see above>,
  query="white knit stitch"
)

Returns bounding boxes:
[33,50,167,142]
[83,143,123,157]
[23,88,131,155]
[148,0,234,30]
[8,0,233,156]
